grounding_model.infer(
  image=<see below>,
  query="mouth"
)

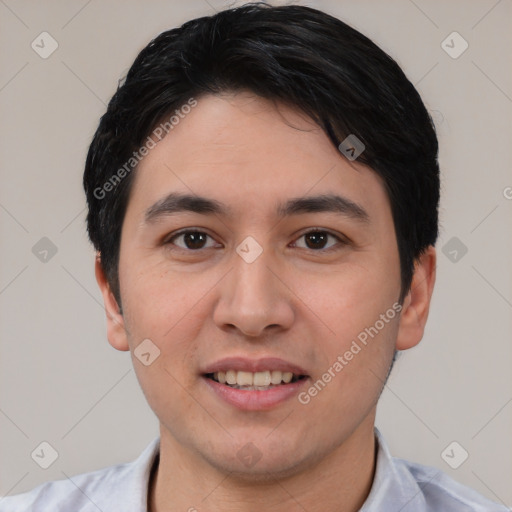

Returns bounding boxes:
[201,357,310,410]
[204,370,308,390]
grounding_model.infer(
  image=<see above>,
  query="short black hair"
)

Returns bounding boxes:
[84,2,439,307]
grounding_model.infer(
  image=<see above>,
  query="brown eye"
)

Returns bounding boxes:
[304,231,329,249]
[293,230,344,251]
[167,230,217,250]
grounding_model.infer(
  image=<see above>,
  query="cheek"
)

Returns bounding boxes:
[119,254,198,337]
[119,258,214,384]
[296,259,399,335]
[303,314,398,422]
[295,263,399,393]
[120,267,205,421]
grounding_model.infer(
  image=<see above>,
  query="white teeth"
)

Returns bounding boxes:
[211,370,301,387]
[271,370,282,385]
[253,371,271,386]
[237,371,253,386]
[282,372,293,384]
[226,370,237,385]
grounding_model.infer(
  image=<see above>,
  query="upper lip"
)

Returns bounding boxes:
[202,357,309,376]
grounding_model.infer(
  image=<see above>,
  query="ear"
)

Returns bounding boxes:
[395,246,436,351]
[95,253,130,351]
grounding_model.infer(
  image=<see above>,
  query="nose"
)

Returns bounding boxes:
[212,247,295,338]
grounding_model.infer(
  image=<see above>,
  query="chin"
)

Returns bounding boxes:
[211,457,306,483]
[200,440,316,483]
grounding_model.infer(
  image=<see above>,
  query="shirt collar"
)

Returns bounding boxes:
[99,436,160,511]
[112,427,431,511]
[360,426,431,510]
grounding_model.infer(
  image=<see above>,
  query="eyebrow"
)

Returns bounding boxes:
[144,192,370,224]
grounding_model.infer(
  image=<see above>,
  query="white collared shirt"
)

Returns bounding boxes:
[0,428,508,511]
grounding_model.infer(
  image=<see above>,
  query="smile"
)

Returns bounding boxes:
[201,358,310,410]
[206,370,307,390]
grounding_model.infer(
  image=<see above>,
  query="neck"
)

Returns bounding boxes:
[148,416,377,512]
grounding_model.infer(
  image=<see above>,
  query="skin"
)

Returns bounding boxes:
[95,91,436,512]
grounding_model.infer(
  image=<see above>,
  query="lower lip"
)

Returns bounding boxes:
[203,376,309,411]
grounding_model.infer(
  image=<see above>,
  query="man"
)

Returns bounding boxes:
[0,3,507,511]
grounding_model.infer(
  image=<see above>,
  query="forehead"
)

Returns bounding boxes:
[126,92,391,224]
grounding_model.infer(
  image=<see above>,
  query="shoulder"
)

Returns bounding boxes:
[0,463,122,512]
[395,456,510,512]
[0,437,160,512]
[364,428,509,512]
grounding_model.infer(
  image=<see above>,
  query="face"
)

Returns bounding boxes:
[97,91,434,479]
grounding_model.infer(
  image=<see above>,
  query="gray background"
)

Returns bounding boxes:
[1,0,511,507]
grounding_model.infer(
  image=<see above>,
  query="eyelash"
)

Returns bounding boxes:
[164,228,348,253]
